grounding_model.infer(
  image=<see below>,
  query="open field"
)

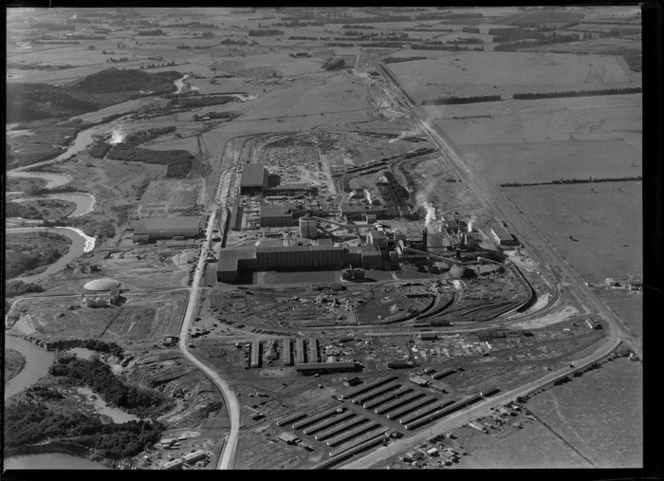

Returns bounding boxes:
[594,288,642,339]
[503,181,642,284]
[430,94,641,148]
[7,291,187,348]
[465,139,640,185]
[451,415,593,468]
[526,357,642,467]
[387,51,636,100]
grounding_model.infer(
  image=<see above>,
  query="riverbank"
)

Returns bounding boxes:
[4,348,26,383]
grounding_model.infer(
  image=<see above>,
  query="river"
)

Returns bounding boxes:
[4,336,55,400]
[6,227,96,284]
[4,453,111,470]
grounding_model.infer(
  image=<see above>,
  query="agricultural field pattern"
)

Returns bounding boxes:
[4,5,645,473]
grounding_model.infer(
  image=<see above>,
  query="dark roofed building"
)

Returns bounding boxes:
[295,362,356,374]
[240,163,268,195]
[491,224,517,246]
[132,216,203,243]
[260,204,294,227]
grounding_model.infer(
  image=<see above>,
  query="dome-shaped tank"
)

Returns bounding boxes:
[83,278,120,292]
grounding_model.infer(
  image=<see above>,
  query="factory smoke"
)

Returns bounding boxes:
[423,201,436,228]
[389,124,423,144]
[468,215,476,233]
[415,180,437,228]
[364,189,373,205]
[109,126,126,145]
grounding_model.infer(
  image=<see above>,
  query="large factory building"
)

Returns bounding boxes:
[256,245,345,269]
[217,242,386,282]
[132,216,203,243]
[259,204,295,227]
[240,163,269,195]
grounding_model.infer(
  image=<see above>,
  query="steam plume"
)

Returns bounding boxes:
[109,126,126,145]
[467,215,476,233]
[364,189,373,205]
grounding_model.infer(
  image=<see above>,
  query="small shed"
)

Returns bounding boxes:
[279,432,299,445]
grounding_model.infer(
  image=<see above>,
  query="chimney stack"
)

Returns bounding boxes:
[422,227,428,252]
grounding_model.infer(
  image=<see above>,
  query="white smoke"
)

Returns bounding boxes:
[109,126,126,145]
[389,124,423,144]
[423,201,436,228]
[364,189,373,205]
[468,215,476,233]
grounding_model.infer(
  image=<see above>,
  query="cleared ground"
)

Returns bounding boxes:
[526,357,643,468]
[503,181,642,284]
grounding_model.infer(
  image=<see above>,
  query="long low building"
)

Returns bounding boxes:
[295,362,356,375]
[217,243,385,282]
[132,216,203,244]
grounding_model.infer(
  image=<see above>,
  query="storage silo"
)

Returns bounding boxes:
[299,217,318,239]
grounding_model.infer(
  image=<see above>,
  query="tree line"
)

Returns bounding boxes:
[512,87,641,100]
[422,95,501,105]
[501,175,642,187]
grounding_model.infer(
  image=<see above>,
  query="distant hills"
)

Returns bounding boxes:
[6,68,181,123]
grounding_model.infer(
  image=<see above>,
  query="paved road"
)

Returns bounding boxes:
[341,317,621,469]
[177,208,241,470]
[334,63,640,469]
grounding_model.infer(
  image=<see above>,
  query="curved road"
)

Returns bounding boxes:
[334,62,641,469]
[177,207,241,470]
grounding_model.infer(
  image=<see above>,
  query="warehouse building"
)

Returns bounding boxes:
[132,216,203,244]
[260,204,295,227]
[256,245,345,269]
[240,163,268,195]
[295,362,357,375]
[217,243,382,283]
[491,224,518,246]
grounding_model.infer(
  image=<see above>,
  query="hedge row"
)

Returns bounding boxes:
[422,95,501,105]
[512,87,641,100]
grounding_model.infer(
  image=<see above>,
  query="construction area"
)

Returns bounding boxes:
[5,5,642,472]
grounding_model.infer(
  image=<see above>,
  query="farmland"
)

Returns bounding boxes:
[5,5,643,471]
[503,182,642,284]
[526,357,643,467]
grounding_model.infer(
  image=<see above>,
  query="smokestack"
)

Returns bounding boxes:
[422,227,428,252]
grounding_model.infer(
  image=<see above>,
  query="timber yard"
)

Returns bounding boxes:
[5,6,644,471]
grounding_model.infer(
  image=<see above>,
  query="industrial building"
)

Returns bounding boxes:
[240,163,268,195]
[260,204,295,227]
[132,216,203,243]
[229,204,243,231]
[491,224,517,246]
[295,362,356,375]
[255,245,345,270]
[299,217,319,239]
[264,182,313,196]
[216,242,389,282]
[341,205,384,220]
[251,340,261,368]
